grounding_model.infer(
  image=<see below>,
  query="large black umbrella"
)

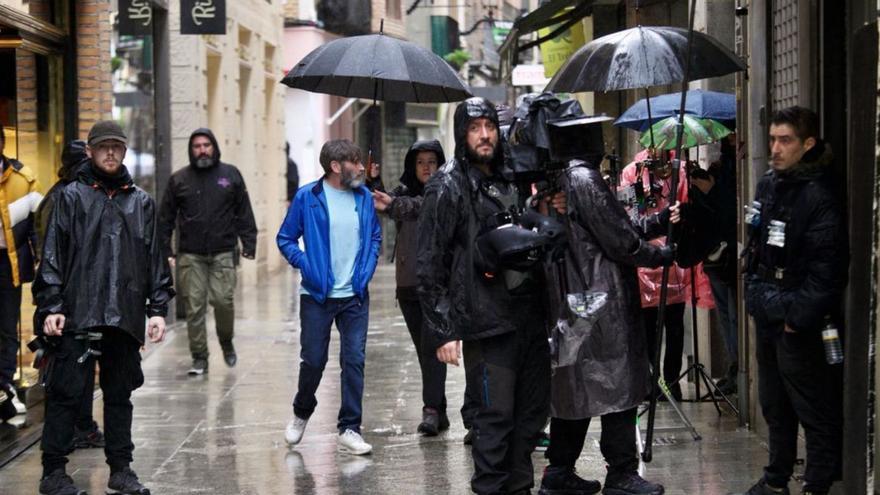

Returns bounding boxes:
[281,32,471,103]
[545,26,745,93]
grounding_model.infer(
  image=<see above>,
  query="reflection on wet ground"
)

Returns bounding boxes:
[0,264,780,494]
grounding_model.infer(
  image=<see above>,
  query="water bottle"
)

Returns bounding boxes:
[821,317,844,365]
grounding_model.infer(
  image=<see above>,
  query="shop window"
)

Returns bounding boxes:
[0,46,64,385]
[112,31,157,196]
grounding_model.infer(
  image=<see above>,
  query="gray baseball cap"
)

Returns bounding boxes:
[87,120,127,146]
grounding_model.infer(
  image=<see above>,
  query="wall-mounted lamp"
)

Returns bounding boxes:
[0,31,24,49]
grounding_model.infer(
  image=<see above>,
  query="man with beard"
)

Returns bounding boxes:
[159,128,257,375]
[35,120,173,495]
[418,97,557,494]
[277,139,382,455]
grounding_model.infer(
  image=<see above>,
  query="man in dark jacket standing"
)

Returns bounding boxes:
[34,120,174,495]
[418,98,553,495]
[734,107,847,495]
[159,128,257,375]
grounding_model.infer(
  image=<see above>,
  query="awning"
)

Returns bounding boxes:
[498,0,595,81]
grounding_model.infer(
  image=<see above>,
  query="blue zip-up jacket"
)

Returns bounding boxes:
[277,178,382,304]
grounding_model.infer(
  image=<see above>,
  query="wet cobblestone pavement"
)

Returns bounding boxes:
[0,263,781,494]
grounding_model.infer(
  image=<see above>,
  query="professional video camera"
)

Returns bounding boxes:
[507,92,612,182]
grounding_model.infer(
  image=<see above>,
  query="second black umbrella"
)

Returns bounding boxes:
[546,25,745,93]
[281,32,471,103]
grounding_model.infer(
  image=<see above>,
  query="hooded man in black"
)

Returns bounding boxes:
[159,128,257,375]
[418,98,554,495]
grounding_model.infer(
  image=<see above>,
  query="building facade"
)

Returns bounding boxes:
[169,0,286,285]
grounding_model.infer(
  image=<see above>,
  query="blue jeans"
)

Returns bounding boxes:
[293,294,369,433]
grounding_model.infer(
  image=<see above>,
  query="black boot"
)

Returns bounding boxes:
[39,469,86,495]
[417,407,442,436]
[539,467,601,495]
[107,467,150,495]
[727,478,790,495]
[603,471,664,495]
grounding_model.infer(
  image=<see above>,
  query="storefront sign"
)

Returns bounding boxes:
[119,0,153,36]
[512,64,551,87]
[538,8,586,78]
[181,0,226,35]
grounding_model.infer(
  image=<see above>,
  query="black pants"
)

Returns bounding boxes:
[75,364,97,431]
[756,327,843,492]
[643,303,685,386]
[463,323,550,495]
[546,408,639,476]
[41,327,144,475]
[0,252,21,387]
[399,298,448,411]
[399,298,479,426]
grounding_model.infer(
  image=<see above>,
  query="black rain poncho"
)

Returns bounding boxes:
[547,162,671,419]
[33,164,175,343]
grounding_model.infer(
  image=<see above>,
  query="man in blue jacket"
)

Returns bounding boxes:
[277,139,381,455]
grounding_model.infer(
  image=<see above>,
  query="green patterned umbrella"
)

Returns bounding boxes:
[639,114,732,150]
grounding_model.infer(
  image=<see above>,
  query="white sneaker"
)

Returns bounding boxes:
[285,416,309,446]
[10,393,25,415]
[337,429,372,455]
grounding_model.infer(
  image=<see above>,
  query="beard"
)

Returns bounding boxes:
[342,168,365,189]
[465,141,498,166]
[195,156,213,168]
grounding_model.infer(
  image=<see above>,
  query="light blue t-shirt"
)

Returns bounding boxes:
[301,180,361,298]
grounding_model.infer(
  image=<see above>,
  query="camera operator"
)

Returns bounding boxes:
[538,156,676,495]
[418,97,563,495]
[733,107,846,495]
[619,149,689,401]
[33,121,174,495]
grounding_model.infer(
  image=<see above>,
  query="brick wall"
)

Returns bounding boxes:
[76,0,114,138]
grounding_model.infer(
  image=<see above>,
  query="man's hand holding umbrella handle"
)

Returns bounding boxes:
[437,340,462,366]
[147,316,166,343]
[44,314,66,337]
[167,256,176,269]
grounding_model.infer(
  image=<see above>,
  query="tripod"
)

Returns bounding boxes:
[675,169,739,417]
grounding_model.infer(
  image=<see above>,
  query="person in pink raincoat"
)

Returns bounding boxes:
[619,148,690,401]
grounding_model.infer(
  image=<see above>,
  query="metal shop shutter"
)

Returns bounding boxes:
[772,0,800,109]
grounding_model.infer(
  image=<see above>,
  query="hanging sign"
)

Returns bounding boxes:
[181,0,226,35]
[538,8,586,78]
[118,0,153,36]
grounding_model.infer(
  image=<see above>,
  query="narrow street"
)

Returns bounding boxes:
[1,264,776,494]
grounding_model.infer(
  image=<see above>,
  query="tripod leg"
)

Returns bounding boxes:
[657,377,702,441]
[701,367,741,416]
